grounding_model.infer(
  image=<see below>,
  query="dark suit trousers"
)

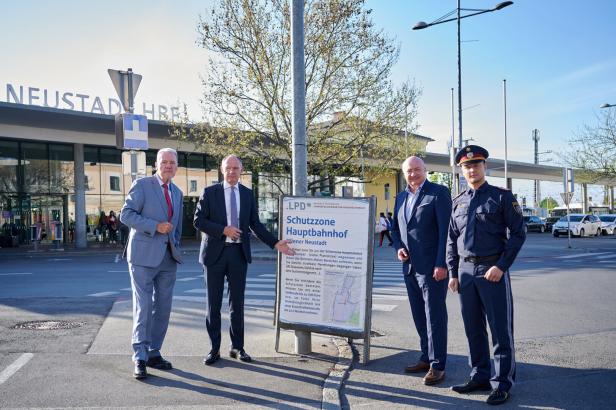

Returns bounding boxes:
[205,244,248,351]
[404,267,448,370]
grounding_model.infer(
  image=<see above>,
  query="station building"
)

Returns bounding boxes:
[0,100,432,247]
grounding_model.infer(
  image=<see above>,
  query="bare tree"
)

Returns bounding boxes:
[563,109,616,184]
[191,0,423,191]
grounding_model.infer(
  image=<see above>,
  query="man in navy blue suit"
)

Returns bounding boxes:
[194,154,294,366]
[391,156,452,386]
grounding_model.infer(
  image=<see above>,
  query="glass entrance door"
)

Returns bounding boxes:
[29,195,66,244]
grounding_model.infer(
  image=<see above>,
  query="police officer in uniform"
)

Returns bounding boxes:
[446,145,525,405]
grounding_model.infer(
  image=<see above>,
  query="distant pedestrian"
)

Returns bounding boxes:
[447,145,525,405]
[378,212,393,246]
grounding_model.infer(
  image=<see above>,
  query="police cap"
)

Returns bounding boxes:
[456,145,489,165]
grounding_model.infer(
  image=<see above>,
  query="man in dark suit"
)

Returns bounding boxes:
[120,148,183,379]
[194,154,294,365]
[391,156,452,386]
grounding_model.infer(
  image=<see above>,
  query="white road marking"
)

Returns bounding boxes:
[120,287,132,291]
[373,294,407,300]
[176,277,201,282]
[0,353,34,385]
[114,254,120,263]
[259,274,276,278]
[596,253,616,259]
[185,289,206,294]
[108,270,129,273]
[247,278,276,282]
[372,304,397,312]
[0,273,33,276]
[173,296,273,307]
[87,291,119,297]
[555,252,610,259]
[245,290,276,296]
[48,258,71,261]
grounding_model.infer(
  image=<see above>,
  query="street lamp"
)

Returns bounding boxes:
[600,103,616,108]
[413,1,513,191]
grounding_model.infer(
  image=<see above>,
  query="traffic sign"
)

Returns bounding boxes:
[560,192,574,205]
[108,68,142,112]
[115,113,148,150]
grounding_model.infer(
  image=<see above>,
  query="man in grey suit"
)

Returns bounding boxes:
[120,148,183,379]
[194,154,294,365]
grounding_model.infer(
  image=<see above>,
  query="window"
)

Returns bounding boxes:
[109,176,121,192]
[190,180,197,193]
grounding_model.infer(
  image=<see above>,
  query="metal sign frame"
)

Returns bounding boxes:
[274,195,376,364]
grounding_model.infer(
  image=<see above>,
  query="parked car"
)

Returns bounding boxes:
[544,216,560,231]
[523,215,547,233]
[552,214,602,237]
[598,214,616,236]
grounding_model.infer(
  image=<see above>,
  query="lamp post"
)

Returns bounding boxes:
[413,1,513,191]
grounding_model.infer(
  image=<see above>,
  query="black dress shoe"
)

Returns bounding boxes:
[451,379,492,394]
[133,360,147,379]
[229,348,252,362]
[486,389,509,405]
[204,350,220,365]
[146,355,172,370]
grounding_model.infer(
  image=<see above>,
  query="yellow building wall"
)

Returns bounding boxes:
[364,172,398,218]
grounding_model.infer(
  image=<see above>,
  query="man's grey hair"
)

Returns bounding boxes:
[221,154,243,171]
[156,148,178,164]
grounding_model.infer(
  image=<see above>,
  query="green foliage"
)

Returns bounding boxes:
[540,197,558,210]
[186,0,423,191]
[563,108,616,184]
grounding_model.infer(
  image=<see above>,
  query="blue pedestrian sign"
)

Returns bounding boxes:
[115,113,148,150]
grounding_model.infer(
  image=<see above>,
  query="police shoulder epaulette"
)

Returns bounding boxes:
[453,191,465,201]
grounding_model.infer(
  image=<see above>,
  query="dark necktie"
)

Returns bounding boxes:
[464,190,478,252]
[230,185,239,237]
[162,183,173,222]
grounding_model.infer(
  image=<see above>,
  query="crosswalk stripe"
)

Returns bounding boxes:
[373,294,408,301]
[87,291,119,297]
[174,295,274,307]
[372,304,397,312]
[556,252,611,259]
[596,254,616,259]
[177,277,201,282]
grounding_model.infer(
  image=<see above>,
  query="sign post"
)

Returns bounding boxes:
[274,195,376,364]
[561,168,575,248]
[108,68,147,182]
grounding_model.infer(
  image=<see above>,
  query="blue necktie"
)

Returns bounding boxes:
[230,186,239,240]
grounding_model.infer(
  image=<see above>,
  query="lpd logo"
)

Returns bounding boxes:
[287,201,306,210]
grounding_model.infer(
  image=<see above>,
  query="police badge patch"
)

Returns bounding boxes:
[512,201,522,215]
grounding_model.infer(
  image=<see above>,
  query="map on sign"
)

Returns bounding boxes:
[323,271,362,327]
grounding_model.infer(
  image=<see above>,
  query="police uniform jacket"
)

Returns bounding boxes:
[446,182,525,288]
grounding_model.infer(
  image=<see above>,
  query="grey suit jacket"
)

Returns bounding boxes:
[120,175,183,267]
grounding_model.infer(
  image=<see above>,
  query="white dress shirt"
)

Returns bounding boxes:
[223,181,241,243]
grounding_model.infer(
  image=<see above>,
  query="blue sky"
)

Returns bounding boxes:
[2,0,614,204]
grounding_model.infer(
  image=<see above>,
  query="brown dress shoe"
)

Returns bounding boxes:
[404,361,430,373]
[423,368,445,385]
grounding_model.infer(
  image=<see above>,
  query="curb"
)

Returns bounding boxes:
[321,337,354,410]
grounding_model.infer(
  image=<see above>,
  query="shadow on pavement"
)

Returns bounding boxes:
[138,361,324,409]
[342,350,616,408]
